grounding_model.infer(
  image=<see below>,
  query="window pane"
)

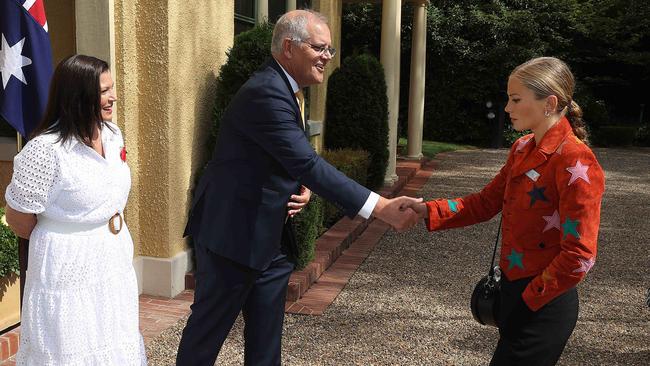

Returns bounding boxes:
[269,1,286,23]
[235,0,255,18]
[235,18,255,35]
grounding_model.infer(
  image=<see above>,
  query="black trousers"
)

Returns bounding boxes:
[176,245,294,366]
[490,276,579,366]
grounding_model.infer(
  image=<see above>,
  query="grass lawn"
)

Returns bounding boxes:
[398,138,476,159]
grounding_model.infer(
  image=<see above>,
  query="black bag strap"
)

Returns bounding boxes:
[488,215,503,277]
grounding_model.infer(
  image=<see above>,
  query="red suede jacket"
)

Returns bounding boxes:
[425,117,605,311]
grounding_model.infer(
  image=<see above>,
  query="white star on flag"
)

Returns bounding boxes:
[566,159,590,186]
[0,34,33,90]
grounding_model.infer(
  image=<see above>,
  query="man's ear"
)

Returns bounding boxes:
[546,95,559,112]
[283,39,294,59]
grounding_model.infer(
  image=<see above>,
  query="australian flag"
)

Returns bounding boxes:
[0,0,53,138]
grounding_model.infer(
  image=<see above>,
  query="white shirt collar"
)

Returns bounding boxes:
[274,58,300,94]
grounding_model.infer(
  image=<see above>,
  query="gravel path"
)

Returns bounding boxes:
[146,148,650,365]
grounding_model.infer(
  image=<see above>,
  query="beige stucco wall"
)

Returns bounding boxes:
[113,0,233,258]
[0,161,11,207]
[310,0,343,153]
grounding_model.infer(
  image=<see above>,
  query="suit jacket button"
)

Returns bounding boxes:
[539,242,546,248]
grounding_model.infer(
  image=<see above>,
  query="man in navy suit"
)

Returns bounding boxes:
[176,9,420,366]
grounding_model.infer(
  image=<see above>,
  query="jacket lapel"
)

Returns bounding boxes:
[511,118,573,177]
[268,59,305,132]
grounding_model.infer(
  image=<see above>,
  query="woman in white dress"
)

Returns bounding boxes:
[4,55,146,365]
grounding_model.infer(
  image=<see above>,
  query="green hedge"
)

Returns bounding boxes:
[293,196,324,270]
[320,148,370,228]
[209,23,273,153]
[636,124,650,147]
[594,125,638,147]
[0,207,19,278]
[324,54,388,190]
[291,148,369,270]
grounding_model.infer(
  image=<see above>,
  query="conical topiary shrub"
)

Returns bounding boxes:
[209,23,273,153]
[324,53,388,190]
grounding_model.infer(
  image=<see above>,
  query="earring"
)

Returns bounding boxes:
[544,110,550,117]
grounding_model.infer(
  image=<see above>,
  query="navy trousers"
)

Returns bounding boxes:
[176,244,294,366]
[490,276,579,366]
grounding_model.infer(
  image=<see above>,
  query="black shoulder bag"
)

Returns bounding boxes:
[470,216,502,327]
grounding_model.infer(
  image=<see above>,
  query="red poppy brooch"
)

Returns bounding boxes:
[120,146,127,162]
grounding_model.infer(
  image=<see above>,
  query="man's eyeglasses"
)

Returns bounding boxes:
[294,40,336,57]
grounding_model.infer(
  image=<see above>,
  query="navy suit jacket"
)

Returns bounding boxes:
[185,59,371,270]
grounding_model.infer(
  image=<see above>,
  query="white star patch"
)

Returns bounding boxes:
[0,34,33,90]
[572,257,595,273]
[566,160,591,186]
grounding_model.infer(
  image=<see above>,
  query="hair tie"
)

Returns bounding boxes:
[566,101,573,112]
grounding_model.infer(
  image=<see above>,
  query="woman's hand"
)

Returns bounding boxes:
[4,205,36,239]
[401,200,429,219]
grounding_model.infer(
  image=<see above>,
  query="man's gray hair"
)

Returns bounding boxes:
[271,10,328,54]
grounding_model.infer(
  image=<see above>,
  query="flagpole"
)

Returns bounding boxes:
[15,132,29,311]
[17,131,23,152]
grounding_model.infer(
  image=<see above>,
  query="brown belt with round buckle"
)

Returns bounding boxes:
[108,212,123,235]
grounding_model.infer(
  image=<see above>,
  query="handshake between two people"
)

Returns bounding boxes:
[372,195,429,231]
[285,187,428,231]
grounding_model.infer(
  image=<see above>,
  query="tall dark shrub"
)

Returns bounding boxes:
[324,54,388,190]
[209,23,273,153]
[320,149,370,228]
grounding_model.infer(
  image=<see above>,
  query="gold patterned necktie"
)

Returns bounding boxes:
[295,89,305,129]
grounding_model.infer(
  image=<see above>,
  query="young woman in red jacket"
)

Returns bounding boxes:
[412,57,605,365]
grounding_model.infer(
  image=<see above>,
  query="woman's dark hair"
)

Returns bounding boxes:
[511,57,588,143]
[30,54,113,143]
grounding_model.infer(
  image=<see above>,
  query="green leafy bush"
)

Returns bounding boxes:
[324,54,388,190]
[293,196,324,270]
[503,124,528,147]
[0,207,19,278]
[320,149,370,228]
[636,124,650,147]
[209,23,273,153]
[594,125,638,147]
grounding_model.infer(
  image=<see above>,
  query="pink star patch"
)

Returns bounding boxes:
[566,160,591,186]
[572,257,595,273]
[516,137,531,152]
[542,210,561,232]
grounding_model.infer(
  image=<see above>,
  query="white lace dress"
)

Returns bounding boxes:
[5,123,147,365]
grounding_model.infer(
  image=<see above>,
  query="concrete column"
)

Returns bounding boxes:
[380,0,401,184]
[406,1,427,160]
[257,0,268,23]
[287,0,297,11]
[309,0,342,154]
[75,0,115,70]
